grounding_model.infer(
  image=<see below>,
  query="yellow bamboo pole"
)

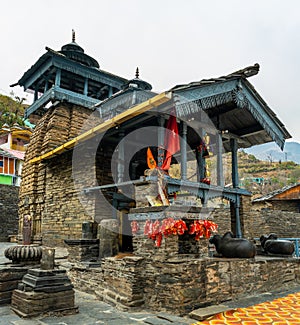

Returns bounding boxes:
[30,91,171,164]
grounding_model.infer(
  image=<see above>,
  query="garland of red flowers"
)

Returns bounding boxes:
[130,221,139,234]
[189,219,218,240]
[131,218,218,247]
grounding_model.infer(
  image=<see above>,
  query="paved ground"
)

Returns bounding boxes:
[0,289,193,325]
[195,290,300,324]
[0,243,192,325]
[1,243,300,325]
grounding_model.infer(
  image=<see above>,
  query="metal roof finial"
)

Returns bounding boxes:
[72,29,76,43]
[135,67,139,79]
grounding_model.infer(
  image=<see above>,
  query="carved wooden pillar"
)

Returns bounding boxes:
[230,138,242,238]
[84,77,88,96]
[231,138,239,187]
[157,115,165,168]
[117,130,125,184]
[181,121,187,180]
[55,68,61,87]
[216,133,224,186]
[197,130,206,181]
[34,86,38,101]
[108,86,113,97]
[44,80,49,93]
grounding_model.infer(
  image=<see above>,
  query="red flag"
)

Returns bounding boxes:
[161,112,180,170]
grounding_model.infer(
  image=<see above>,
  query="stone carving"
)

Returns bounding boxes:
[260,233,295,255]
[4,245,42,264]
[40,247,55,270]
[209,231,256,258]
[22,215,32,245]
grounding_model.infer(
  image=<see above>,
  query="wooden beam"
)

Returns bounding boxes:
[29,91,172,163]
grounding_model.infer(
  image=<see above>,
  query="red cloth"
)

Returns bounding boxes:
[161,112,180,170]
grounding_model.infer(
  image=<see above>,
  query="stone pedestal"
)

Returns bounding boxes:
[64,239,99,263]
[11,268,77,318]
[98,219,119,259]
[129,206,210,258]
[1,245,43,305]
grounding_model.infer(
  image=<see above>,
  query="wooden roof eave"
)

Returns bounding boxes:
[29,91,172,164]
[241,79,291,149]
[171,77,290,150]
[12,47,128,91]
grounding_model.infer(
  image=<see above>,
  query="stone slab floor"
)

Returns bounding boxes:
[1,242,300,325]
[0,289,192,325]
[1,242,192,325]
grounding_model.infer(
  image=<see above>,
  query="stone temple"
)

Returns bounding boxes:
[10,32,299,315]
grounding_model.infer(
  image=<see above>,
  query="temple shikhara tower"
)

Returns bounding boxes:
[13,32,130,244]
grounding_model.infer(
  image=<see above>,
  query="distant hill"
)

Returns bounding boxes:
[244,141,300,164]
[236,149,300,196]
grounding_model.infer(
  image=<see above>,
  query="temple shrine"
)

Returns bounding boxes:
[13,31,290,247]
[10,32,299,315]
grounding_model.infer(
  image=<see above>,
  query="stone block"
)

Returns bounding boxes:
[0,291,12,305]
[0,279,19,292]
[40,247,55,270]
[99,219,119,258]
[11,289,77,318]
[189,305,231,321]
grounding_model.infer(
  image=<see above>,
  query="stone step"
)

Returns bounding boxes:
[189,304,231,321]
[22,273,71,289]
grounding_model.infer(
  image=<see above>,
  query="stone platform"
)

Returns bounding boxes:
[11,268,77,318]
[0,265,29,305]
[11,289,77,318]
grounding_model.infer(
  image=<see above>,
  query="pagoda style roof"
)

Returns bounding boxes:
[13,46,127,93]
[95,72,156,120]
[28,64,291,163]
[170,64,291,150]
[11,35,130,117]
[253,183,300,202]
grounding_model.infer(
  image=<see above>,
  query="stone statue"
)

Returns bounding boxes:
[22,215,32,245]
[260,233,295,255]
[209,231,256,258]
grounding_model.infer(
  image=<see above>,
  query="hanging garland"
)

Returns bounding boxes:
[189,219,218,240]
[131,218,218,247]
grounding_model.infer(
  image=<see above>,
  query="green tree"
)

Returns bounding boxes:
[0,93,27,127]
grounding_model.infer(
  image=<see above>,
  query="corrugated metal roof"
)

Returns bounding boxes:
[0,147,24,160]
[252,183,300,202]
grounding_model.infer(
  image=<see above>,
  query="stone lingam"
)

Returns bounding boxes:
[0,216,43,305]
[11,247,78,318]
[4,215,42,265]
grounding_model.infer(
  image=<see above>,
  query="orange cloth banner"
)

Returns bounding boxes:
[147,147,157,169]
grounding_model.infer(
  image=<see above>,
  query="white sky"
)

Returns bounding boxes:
[1,0,299,143]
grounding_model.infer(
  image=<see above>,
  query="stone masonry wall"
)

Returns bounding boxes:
[242,196,300,239]
[271,200,299,212]
[209,196,300,239]
[67,255,300,316]
[18,103,100,245]
[0,184,19,241]
[41,151,96,246]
